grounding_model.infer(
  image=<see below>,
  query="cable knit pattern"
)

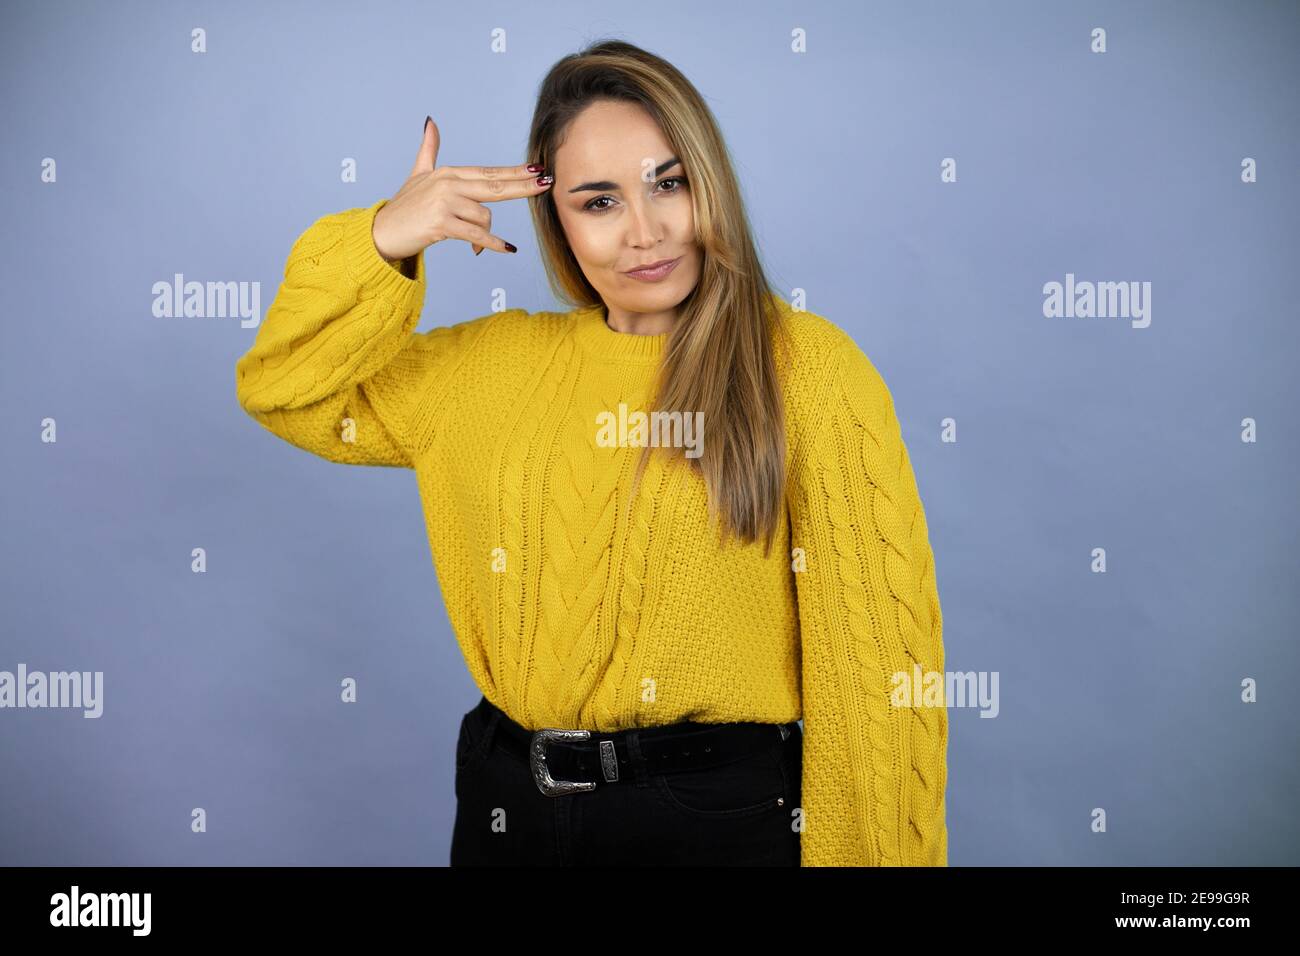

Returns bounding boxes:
[537,375,623,724]
[235,199,948,866]
[788,334,948,866]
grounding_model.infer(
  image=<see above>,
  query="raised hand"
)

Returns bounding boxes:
[372,115,554,261]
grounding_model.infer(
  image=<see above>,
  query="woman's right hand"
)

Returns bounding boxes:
[372,116,554,261]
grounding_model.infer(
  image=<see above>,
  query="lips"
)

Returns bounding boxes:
[623,256,681,281]
[627,257,676,272]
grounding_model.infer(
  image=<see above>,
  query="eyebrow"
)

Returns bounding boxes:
[567,157,681,193]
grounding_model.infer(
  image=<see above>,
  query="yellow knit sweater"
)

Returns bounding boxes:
[235,199,948,867]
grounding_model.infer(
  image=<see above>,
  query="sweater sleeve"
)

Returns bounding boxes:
[788,335,948,866]
[235,198,495,468]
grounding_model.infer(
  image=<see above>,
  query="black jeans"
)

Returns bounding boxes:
[450,695,802,866]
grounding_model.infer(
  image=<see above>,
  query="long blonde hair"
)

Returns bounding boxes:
[527,39,792,556]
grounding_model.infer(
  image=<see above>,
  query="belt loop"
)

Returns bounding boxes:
[481,709,501,757]
[625,730,651,789]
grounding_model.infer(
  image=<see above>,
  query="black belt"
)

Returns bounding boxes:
[472,696,796,797]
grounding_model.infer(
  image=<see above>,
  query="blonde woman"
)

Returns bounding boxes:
[235,39,947,867]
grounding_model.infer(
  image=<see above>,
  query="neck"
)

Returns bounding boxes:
[604,303,676,335]
[574,303,670,363]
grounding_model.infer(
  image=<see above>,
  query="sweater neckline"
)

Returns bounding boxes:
[572,304,670,363]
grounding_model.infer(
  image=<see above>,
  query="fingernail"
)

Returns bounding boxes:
[527,163,544,173]
[424,115,432,132]
[536,175,553,186]
[503,241,517,253]
[474,247,483,256]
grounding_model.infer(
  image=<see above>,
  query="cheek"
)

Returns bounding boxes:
[567,223,622,269]
[669,205,696,247]
[556,211,591,261]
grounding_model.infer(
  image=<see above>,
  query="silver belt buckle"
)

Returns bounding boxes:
[530,728,597,796]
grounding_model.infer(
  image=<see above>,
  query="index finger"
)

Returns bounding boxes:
[448,163,554,202]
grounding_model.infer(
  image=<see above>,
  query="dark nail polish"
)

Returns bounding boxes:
[527,163,543,173]
[536,175,553,186]
[424,115,432,132]
[503,241,517,253]
[474,247,483,256]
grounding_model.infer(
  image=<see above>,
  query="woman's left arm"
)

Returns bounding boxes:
[788,334,948,866]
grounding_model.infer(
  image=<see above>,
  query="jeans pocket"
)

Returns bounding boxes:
[654,737,787,818]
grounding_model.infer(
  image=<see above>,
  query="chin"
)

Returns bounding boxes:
[623,284,688,310]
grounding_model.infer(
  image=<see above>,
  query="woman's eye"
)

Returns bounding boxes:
[583,177,688,213]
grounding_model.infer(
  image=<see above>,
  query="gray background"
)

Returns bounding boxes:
[2,0,1296,865]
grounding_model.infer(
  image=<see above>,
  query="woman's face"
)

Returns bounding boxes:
[551,99,702,330]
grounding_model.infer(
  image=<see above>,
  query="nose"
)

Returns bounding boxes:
[624,189,663,249]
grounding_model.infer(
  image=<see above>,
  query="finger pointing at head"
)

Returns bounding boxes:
[448,164,555,203]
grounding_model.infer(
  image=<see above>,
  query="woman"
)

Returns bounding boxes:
[235,39,947,867]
